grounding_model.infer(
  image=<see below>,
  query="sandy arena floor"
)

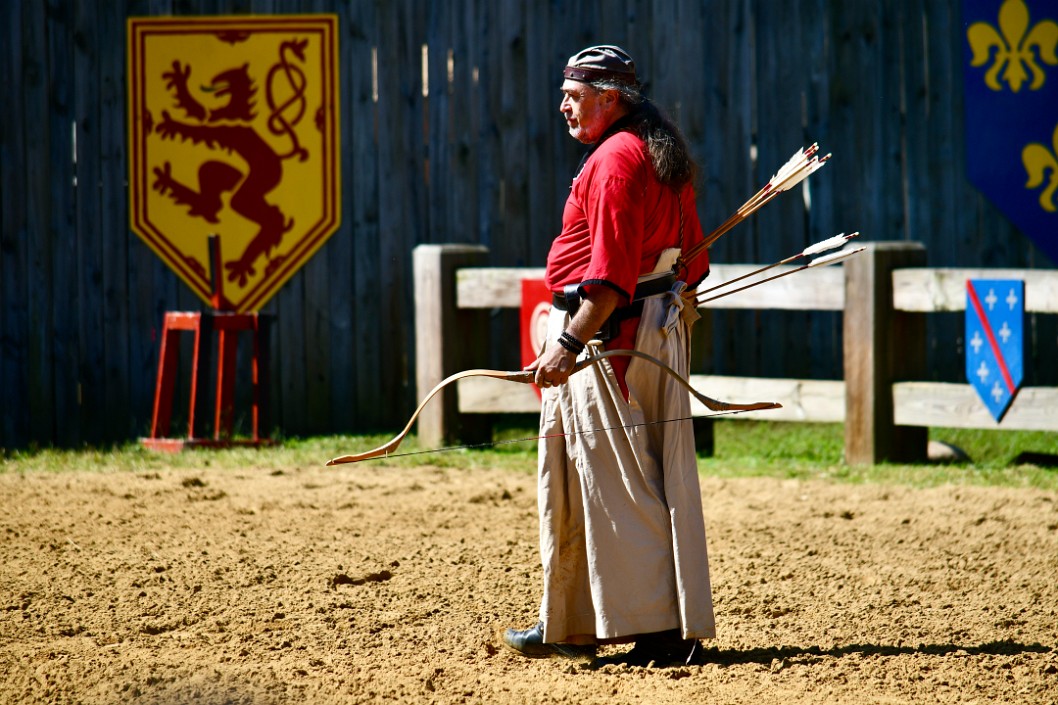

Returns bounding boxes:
[1,461,1056,704]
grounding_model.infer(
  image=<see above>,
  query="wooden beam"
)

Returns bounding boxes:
[893,268,1058,313]
[690,376,844,422]
[894,382,1058,431]
[458,376,538,413]
[456,264,845,311]
[458,374,845,423]
[456,267,545,308]
[697,264,846,310]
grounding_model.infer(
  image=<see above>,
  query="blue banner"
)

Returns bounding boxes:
[963,0,1058,264]
[965,279,1024,421]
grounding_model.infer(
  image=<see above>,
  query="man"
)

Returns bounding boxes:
[502,45,714,667]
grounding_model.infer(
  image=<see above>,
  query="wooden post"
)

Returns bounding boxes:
[690,310,715,456]
[844,242,928,464]
[413,244,492,449]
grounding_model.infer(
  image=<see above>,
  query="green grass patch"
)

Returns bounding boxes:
[0,430,540,477]
[2,420,1056,490]
[698,420,1058,490]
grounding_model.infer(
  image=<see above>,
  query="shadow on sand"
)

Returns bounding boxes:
[698,639,1053,667]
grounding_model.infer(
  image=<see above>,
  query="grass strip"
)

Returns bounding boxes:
[2,421,1055,491]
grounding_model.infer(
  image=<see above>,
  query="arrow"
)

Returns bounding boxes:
[677,143,831,269]
[696,232,859,298]
[696,246,865,306]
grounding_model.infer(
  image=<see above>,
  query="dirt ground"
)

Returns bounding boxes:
[1,458,1057,705]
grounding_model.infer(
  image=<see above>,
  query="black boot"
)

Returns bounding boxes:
[597,629,702,668]
[502,622,597,660]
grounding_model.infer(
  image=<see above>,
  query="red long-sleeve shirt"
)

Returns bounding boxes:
[545,128,709,393]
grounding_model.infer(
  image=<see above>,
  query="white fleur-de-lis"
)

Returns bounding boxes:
[971,330,984,355]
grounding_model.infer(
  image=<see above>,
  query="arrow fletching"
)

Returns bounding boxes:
[807,246,866,268]
[682,143,833,263]
[802,231,859,257]
[770,146,807,185]
[772,152,830,193]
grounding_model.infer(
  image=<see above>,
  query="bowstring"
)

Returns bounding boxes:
[338,407,761,463]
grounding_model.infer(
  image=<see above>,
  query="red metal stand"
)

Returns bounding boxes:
[141,235,274,452]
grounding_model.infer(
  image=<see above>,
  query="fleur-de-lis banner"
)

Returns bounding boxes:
[965,0,1058,264]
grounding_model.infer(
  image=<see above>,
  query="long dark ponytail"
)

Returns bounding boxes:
[591,79,699,189]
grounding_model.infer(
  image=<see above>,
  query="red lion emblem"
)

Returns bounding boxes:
[150,49,306,287]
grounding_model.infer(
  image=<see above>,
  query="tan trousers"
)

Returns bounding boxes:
[537,293,715,643]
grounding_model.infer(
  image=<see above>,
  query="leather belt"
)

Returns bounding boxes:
[631,271,678,300]
[551,293,644,321]
[550,270,676,314]
[549,272,676,341]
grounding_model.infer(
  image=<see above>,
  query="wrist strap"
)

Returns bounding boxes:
[557,330,585,355]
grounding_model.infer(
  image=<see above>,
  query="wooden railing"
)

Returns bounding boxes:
[413,243,1058,465]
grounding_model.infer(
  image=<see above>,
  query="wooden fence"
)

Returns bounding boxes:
[2,0,1056,450]
[415,243,1058,464]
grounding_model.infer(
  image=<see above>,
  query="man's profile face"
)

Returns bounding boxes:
[559,79,616,144]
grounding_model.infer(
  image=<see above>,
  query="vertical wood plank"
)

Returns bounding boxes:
[595,0,627,44]
[543,1,588,267]
[99,0,133,440]
[497,0,526,266]
[0,1,29,447]
[918,0,972,383]
[748,0,812,378]
[920,0,965,267]
[698,0,744,377]
[319,3,355,433]
[489,0,529,367]
[293,0,336,435]
[448,0,478,250]
[523,0,554,268]
[796,0,843,380]
[345,0,383,430]
[47,0,79,447]
[300,230,332,435]
[671,0,712,422]
[426,0,451,246]
[472,0,509,369]
[74,0,106,444]
[702,0,757,381]
[126,0,171,441]
[375,0,422,418]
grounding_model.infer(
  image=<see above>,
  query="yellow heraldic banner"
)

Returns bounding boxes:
[128,15,340,312]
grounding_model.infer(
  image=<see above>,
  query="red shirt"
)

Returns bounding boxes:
[545,127,709,394]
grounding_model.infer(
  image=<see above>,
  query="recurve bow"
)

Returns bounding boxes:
[326,348,780,465]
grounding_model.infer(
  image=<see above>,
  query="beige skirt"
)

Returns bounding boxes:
[536,292,715,643]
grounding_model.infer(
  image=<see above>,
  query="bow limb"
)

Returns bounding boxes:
[578,348,782,413]
[326,368,534,465]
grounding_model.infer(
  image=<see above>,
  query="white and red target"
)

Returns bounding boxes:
[520,279,552,398]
